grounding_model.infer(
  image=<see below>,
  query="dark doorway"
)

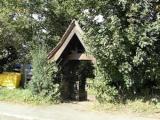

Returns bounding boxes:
[60,61,94,101]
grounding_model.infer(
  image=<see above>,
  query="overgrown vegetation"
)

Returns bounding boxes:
[0,0,160,107]
[93,100,160,114]
[0,0,71,69]
[29,45,60,102]
[87,81,160,114]
[71,0,160,103]
[0,88,54,105]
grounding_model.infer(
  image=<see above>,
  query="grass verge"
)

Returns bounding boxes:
[0,87,56,105]
[87,84,160,114]
[93,100,160,114]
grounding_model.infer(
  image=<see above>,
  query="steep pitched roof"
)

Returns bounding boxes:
[48,20,86,62]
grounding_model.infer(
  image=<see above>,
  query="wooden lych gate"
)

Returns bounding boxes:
[48,20,95,101]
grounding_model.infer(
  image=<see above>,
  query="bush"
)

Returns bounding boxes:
[28,45,60,102]
[92,72,118,103]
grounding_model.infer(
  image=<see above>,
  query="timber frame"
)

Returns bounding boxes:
[48,20,95,101]
[48,20,96,63]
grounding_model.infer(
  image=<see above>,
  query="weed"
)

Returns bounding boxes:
[0,88,58,105]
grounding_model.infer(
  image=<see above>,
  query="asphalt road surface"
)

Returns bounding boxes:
[0,101,160,120]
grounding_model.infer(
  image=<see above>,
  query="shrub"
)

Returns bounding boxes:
[28,45,60,102]
[93,72,118,103]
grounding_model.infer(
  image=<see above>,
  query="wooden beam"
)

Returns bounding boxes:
[66,53,96,63]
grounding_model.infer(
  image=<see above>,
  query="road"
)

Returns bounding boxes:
[0,101,160,120]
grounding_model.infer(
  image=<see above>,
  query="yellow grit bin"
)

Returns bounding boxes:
[0,72,21,88]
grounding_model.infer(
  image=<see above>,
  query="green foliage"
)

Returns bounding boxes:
[29,45,60,102]
[0,88,54,105]
[95,80,118,103]
[68,0,160,102]
[0,1,31,63]
[0,0,72,65]
[1,0,160,104]
[88,72,118,103]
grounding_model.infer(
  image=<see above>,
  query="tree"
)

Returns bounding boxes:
[0,0,72,68]
[0,1,26,70]
[82,0,160,101]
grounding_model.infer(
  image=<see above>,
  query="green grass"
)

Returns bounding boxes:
[93,99,160,114]
[87,83,160,114]
[0,87,56,105]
